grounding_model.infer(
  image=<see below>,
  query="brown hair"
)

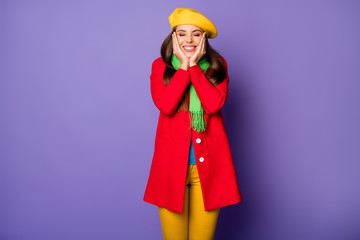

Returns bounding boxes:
[160,26,227,113]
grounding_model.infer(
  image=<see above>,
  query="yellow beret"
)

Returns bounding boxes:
[168,8,217,39]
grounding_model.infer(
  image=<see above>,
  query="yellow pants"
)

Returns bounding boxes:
[158,165,220,240]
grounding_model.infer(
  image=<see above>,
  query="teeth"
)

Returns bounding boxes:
[184,47,195,49]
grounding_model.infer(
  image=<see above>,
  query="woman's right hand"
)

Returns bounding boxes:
[172,32,189,69]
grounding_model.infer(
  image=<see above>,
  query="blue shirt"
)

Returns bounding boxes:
[188,139,196,165]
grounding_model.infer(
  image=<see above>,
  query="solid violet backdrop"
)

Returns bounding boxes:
[1,1,359,240]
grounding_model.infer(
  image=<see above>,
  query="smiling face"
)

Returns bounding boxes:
[175,24,205,58]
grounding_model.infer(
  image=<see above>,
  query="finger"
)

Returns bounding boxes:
[172,33,175,52]
[202,32,206,48]
[196,34,204,56]
[174,33,183,58]
[174,33,180,53]
[172,32,177,53]
[173,33,186,60]
[175,35,187,59]
[203,33,206,53]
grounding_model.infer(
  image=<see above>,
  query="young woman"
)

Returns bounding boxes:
[143,8,243,240]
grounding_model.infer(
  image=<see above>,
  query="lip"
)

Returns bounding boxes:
[183,45,196,52]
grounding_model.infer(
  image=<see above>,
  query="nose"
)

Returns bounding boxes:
[185,35,193,43]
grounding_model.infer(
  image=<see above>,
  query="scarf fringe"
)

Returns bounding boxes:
[189,111,207,132]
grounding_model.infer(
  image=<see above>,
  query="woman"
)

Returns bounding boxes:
[143,8,243,240]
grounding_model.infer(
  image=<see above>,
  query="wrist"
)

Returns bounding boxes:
[180,62,189,71]
[189,62,197,67]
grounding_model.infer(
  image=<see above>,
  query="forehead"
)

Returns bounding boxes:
[176,24,203,32]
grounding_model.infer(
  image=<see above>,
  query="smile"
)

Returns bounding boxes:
[183,46,196,52]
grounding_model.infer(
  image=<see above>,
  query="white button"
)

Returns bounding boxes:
[196,138,201,143]
[199,157,204,162]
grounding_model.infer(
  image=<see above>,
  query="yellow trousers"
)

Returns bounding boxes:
[158,165,220,240]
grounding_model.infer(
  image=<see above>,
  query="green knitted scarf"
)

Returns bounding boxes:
[171,53,210,132]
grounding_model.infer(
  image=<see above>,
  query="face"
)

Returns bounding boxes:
[174,25,205,58]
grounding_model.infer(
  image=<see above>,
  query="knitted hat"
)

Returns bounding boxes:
[168,8,217,39]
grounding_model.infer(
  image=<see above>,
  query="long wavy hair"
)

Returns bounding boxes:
[160,26,227,113]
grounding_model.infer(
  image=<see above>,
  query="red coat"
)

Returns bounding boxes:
[143,55,243,214]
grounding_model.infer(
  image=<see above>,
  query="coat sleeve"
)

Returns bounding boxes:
[150,58,190,115]
[188,56,230,114]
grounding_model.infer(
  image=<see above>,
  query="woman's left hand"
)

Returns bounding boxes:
[189,32,206,67]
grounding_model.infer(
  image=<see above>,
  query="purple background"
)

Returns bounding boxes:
[1,1,359,239]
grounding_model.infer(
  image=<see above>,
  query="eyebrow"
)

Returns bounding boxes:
[176,29,202,33]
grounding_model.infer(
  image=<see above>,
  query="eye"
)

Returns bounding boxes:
[178,33,201,37]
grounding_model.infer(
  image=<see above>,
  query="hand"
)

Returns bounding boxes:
[189,32,206,67]
[172,32,189,66]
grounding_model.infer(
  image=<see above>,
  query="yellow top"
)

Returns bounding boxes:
[168,8,217,39]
